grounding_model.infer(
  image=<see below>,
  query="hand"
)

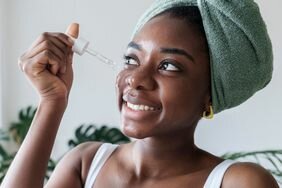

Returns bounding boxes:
[18,23,79,103]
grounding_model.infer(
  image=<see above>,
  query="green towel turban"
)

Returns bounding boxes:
[132,0,273,114]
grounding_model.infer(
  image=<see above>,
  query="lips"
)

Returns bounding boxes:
[122,89,161,109]
[126,101,158,111]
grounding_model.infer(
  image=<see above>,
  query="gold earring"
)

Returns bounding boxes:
[203,105,214,119]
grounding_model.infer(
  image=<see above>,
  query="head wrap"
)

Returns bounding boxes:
[132,0,273,114]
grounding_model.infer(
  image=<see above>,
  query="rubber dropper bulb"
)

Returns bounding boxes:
[65,23,87,55]
[66,23,79,39]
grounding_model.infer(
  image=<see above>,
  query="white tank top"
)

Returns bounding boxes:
[84,143,236,188]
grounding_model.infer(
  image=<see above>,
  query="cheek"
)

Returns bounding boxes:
[115,73,122,91]
[115,71,128,110]
[115,70,128,91]
[160,79,204,118]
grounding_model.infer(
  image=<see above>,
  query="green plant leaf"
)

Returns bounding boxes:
[222,150,282,184]
[0,152,15,183]
[9,106,37,145]
[68,124,130,148]
[0,130,10,141]
[45,158,57,180]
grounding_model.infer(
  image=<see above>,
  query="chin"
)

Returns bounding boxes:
[121,124,151,139]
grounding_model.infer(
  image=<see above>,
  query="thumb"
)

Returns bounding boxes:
[66,23,79,39]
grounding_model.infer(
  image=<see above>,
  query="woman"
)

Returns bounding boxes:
[1,0,279,187]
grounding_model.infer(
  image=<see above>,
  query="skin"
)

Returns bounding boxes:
[1,15,279,188]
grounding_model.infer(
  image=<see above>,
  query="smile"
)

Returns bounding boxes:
[126,102,158,111]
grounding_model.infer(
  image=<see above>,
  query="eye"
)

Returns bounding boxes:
[123,55,139,66]
[159,61,181,72]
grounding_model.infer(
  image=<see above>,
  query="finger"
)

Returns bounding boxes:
[28,32,73,52]
[18,53,27,72]
[27,40,66,64]
[41,50,62,75]
[48,34,70,54]
[46,36,71,71]
[60,50,74,91]
[20,52,49,76]
[48,58,61,75]
[35,39,70,75]
[60,48,72,75]
[59,47,73,75]
[48,33,73,73]
[30,50,62,76]
[26,40,68,75]
[48,32,74,47]
[67,45,74,63]
[59,41,74,74]
[59,48,71,74]
[27,32,50,51]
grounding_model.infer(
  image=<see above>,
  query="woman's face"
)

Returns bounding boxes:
[116,14,211,139]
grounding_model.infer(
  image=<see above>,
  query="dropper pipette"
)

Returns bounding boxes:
[72,36,116,68]
[85,48,115,66]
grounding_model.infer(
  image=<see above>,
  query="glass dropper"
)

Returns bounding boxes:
[72,36,117,68]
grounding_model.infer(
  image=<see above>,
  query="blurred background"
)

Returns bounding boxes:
[0,0,281,164]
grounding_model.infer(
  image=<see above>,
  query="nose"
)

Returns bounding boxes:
[125,68,156,91]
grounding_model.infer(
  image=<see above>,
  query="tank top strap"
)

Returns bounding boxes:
[84,143,119,188]
[203,160,236,188]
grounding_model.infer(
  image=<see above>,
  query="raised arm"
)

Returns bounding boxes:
[1,24,79,188]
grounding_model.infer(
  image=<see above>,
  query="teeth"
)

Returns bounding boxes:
[126,102,156,111]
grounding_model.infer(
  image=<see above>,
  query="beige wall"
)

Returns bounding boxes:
[0,0,7,127]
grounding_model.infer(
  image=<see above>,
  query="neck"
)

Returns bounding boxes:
[130,128,202,179]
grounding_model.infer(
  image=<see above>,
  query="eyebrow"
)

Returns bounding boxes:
[160,48,194,62]
[127,41,194,62]
[127,41,142,51]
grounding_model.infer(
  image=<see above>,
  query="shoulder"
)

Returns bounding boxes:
[54,141,103,170]
[61,141,103,168]
[46,141,103,187]
[222,162,279,188]
[71,142,104,180]
[73,141,104,157]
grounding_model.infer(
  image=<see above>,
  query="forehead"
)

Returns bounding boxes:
[132,14,205,53]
